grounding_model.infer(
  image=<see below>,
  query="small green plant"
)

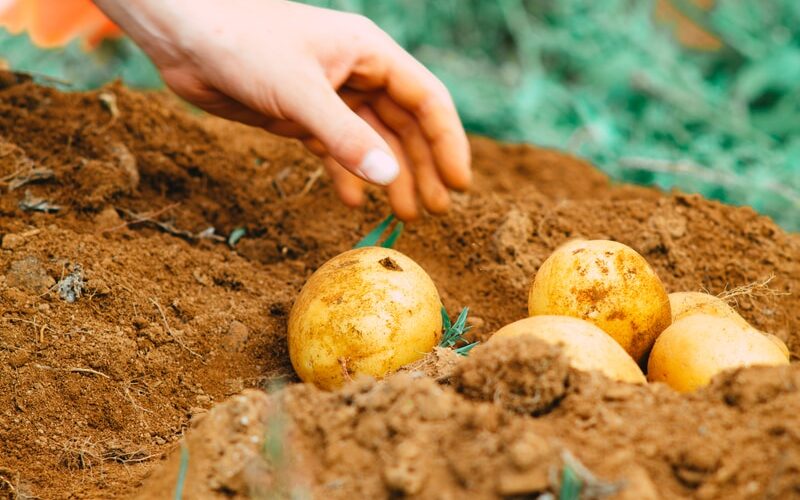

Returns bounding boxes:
[354,214,403,248]
[440,306,479,355]
[173,444,190,500]
[559,464,582,500]
[228,227,247,247]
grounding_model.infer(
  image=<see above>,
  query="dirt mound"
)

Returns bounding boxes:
[0,72,798,498]
[138,350,800,499]
[139,375,567,499]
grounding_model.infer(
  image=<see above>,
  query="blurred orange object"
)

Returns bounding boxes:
[0,0,121,48]
[656,0,721,50]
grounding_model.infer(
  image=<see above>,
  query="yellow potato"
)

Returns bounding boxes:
[669,291,791,360]
[491,315,646,384]
[668,291,749,326]
[528,239,671,363]
[765,333,791,361]
[288,247,442,390]
[647,314,789,392]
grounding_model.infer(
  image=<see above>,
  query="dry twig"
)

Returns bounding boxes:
[1,167,54,191]
[108,205,225,243]
[121,379,153,416]
[18,190,61,213]
[149,298,204,360]
[296,166,324,198]
[59,438,102,471]
[68,367,111,379]
[0,467,25,499]
[102,445,155,465]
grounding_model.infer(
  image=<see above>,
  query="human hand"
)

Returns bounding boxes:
[93,0,471,220]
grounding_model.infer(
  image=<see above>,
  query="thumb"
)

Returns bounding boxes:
[283,78,399,186]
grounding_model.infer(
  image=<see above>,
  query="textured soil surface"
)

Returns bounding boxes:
[0,72,798,499]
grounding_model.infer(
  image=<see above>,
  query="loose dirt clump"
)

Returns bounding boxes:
[453,336,571,415]
[0,72,798,498]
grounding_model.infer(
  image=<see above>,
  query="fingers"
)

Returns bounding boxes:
[279,71,400,187]
[371,95,451,214]
[356,106,419,221]
[302,94,451,217]
[384,50,471,192]
[322,156,365,208]
[346,38,472,192]
[302,137,327,157]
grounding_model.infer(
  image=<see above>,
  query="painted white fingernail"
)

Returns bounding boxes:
[357,149,399,185]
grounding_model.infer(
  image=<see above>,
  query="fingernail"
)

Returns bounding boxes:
[357,149,399,185]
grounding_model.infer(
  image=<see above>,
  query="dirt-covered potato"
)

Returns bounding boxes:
[669,291,791,360]
[528,239,671,363]
[648,314,789,392]
[491,315,646,384]
[288,247,442,390]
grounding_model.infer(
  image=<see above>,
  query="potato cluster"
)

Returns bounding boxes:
[508,239,789,391]
[288,239,790,393]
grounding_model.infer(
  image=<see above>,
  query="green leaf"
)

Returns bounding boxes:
[441,305,452,331]
[559,464,582,500]
[380,221,404,248]
[173,444,190,500]
[440,306,478,355]
[354,214,395,248]
[227,227,246,247]
[455,341,479,355]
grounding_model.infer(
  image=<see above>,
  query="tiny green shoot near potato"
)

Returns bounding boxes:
[354,214,404,249]
[559,464,582,500]
[440,306,479,355]
[228,227,246,247]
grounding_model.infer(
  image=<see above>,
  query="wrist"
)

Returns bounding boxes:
[92,0,196,66]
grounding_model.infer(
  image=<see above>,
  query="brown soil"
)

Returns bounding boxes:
[0,72,798,499]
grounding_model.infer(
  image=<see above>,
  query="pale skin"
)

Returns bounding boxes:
[92,0,472,221]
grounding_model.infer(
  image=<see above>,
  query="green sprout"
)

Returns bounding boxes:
[173,444,190,500]
[440,306,479,356]
[228,227,247,247]
[559,464,582,500]
[354,214,403,249]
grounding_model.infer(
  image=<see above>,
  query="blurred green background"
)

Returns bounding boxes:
[1,0,798,230]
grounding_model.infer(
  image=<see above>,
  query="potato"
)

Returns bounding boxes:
[491,315,646,384]
[669,291,791,360]
[668,291,749,326]
[288,247,442,390]
[528,239,671,363]
[647,314,789,392]
[766,334,791,360]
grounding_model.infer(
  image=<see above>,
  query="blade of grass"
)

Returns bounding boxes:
[441,306,452,331]
[452,307,469,335]
[227,227,246,247]
[440,306,479,355]
[354,214,395,248]
[380,221,404,248]
[559,464,582,500]
[173,444,189,500]
[455,341,479,355]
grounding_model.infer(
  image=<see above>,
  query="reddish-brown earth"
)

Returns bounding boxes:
[0,72,798,499]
